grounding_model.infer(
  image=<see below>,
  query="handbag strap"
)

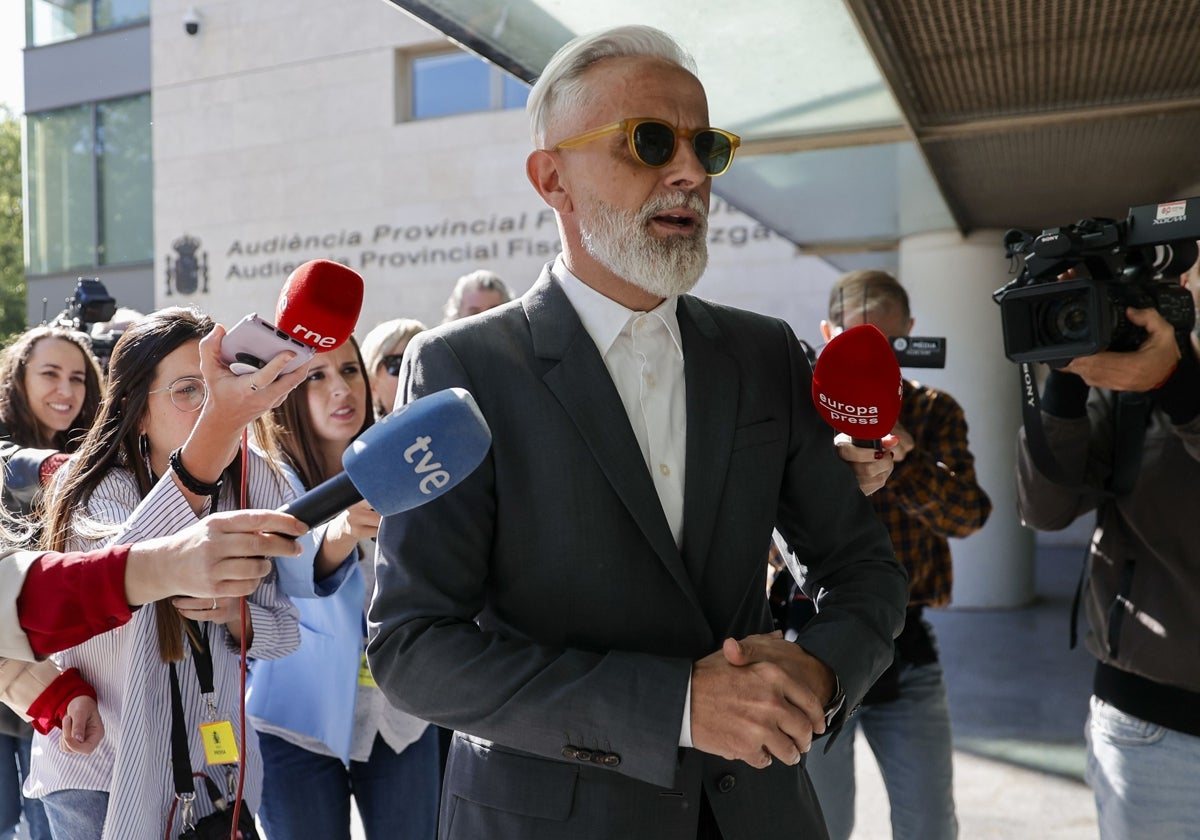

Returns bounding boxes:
[168,661,195,798]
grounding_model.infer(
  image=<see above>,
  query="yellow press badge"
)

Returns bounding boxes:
[358,652,377,688]
[200,721,240,764]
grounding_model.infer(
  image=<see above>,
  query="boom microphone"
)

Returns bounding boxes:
[275,259,365,351]
[279,387,492,527]
[811,324,903,448]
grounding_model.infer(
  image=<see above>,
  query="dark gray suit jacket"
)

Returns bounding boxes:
[369,266,907,839]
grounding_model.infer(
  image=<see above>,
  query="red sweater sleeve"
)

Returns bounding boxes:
[25,668,96,734]
[16,545,135,657]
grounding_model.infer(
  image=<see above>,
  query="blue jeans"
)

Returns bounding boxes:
[0,735,51,840]
[805,660,958,840]
[258,727,438,840]
[1086,696,1200,840]
[38,789,108,840]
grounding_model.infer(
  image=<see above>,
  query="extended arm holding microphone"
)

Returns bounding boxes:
[219,259,366,378]
[186,257,367,509]
[278,388,492,528]
[811,324,904,448]
[811,325,904,494]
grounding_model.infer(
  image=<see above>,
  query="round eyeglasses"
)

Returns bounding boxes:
[148,376,208,412]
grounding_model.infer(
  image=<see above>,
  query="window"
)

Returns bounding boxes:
[407,50,529,120]
[25,93,152,275]
[27,0,149,48]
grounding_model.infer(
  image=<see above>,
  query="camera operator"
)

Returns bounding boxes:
[1015,246,1200,840]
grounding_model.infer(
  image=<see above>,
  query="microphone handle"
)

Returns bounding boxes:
[851,438,884,450]
[279,472,362,528]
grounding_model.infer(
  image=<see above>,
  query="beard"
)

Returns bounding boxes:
[579,191,709,298]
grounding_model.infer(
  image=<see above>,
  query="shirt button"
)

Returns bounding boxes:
[659,464,670,477]
[717,774,736,793]
[645,374,656,387]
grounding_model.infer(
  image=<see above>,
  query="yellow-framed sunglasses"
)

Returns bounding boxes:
[552,118,742,177]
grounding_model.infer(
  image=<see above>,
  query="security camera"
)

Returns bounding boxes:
[183,6,200,36]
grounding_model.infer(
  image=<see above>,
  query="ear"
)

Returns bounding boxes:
[819,320,834,342]
[526,149,573,215]
[905,317,915,336]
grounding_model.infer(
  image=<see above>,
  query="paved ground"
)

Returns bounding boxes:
[849,544,1099,839]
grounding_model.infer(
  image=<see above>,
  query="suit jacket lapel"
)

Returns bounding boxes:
[678,297,739,585]
[524,271,703,614]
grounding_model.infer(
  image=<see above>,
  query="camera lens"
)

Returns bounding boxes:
[1045,296,1091,343]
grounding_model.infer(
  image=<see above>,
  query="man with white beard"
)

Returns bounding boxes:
[368,24,907,840]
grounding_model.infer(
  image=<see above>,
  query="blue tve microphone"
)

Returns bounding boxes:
[279,388,492,528]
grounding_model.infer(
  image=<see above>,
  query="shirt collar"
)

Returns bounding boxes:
[551,254,684,360]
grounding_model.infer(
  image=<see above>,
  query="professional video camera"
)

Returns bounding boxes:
[993,198,1200,366]
[51,277,119,369]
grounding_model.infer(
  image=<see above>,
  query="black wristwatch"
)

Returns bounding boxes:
[169,447,223,497]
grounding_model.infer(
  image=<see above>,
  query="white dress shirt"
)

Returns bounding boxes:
[552,256,696,745]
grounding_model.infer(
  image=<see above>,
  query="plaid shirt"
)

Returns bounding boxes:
[870,380,992,607]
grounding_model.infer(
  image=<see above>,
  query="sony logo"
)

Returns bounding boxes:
[1022,363,1036,408]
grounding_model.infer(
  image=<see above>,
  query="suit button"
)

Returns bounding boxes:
[575,749,592,762]
[717,774,736,794]
[602,754,621,767]
[561,747,579,760]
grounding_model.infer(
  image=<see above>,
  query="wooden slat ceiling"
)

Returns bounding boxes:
[844,0,1200,232]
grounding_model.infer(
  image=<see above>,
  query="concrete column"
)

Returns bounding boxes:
[898,230,1035,608]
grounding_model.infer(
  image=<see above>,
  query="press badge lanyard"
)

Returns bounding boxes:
[358,612,376,688]
[169,621,239,830]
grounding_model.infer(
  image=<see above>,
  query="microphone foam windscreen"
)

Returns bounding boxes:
[811,324,903,439]
[275,259,365,351]
[343,387,492,515]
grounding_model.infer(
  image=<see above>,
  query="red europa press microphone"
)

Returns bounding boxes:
[811,324,903,449]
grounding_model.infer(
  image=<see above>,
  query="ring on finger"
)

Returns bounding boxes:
[211,597,218,610]
[249,380,261,392]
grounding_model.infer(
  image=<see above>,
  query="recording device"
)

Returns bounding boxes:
[48,278,119,369]
[279,387,492,528]
[811,324,903,448]
[220,259,365,376]
[993,197,1200,366]
[890,335,946,368]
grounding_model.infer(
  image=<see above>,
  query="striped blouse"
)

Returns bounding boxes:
[25,452,301,840]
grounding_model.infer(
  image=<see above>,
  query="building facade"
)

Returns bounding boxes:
[22,0,841,342]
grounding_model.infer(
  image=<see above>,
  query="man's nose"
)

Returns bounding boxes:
[663,137,708,189]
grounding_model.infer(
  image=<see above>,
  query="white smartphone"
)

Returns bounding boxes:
[219,314,316,377]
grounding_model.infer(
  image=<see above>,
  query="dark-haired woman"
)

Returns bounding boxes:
[248,337,438,840]
[0,325,104,840]
[24,307,311,840]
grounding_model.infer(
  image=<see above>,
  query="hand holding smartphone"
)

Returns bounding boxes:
[219,314,316,377]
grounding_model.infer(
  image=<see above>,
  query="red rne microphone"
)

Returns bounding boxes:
[275,259,364,351]
[811,324,903,448]
[220,260,365,377]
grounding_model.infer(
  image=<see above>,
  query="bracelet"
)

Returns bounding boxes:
[168,447,223,497]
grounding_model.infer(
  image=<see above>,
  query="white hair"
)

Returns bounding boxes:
[527,25,697,147]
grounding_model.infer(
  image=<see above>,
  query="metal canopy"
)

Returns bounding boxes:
[384,0,1200,250]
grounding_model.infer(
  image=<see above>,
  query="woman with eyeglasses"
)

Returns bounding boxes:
[0,325,106,840]
[24,307,311,840]
[247,336,438,840]
[359,319,427,418]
